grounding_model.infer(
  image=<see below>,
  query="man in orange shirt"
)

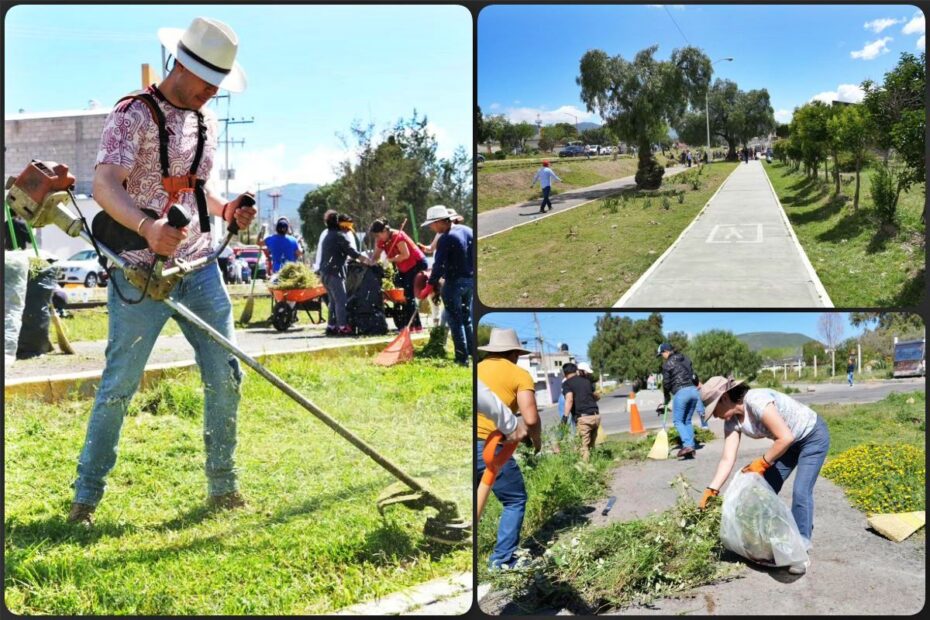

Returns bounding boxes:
[476,328,541,569]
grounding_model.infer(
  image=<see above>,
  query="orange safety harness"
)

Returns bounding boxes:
[114,85,211,232]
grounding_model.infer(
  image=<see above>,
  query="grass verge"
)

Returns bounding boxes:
[477,157,638,213]
[763,163,925,306]
[478,162,738,307]
[4,352,469,614]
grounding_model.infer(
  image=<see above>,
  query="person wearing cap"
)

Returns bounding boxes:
[370,218,427,332]
[477,328,542,570]
[697,376,831,575]
[531,160,561,213]
[312,209,357,332]
[657,343,701,458]
[261,216,303,275]
[69,17,257,526]
[423,205,474,366]
[561,362,601,462]
[319,211,374,336]
[418,207,465,255]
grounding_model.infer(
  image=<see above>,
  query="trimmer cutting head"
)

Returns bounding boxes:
[376,481,472,547]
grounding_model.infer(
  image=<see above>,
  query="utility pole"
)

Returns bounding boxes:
[269,189,282,226]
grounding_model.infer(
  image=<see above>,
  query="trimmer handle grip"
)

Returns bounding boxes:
[154,203,192,262]
[481,430,517,486]
[226,194,256,235]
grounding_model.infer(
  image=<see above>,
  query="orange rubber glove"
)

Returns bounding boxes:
[417,283,434,300]
[741,456,772,475]
[699,487,719,510]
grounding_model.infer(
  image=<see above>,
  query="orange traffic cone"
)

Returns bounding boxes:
[629,392,646,434]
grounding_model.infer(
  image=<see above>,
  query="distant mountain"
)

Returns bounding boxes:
[736,332,817,352]
[253,183,317,228]
[576,121,601,132]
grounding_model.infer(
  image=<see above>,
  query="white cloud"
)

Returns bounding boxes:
[425,121,457,160]
[774,109,792,123]
[902,12,925,35]
[489,102,501,110]
[864,17,903,33]
[503,104,601,126]
[809,83,865,105]
[918,34,926,49]
[850,37,893,60]
[220,143,353,195]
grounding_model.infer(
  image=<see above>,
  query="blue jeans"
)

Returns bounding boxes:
[696,397,708,428]
[73,264,243,506]
[847,372,854,386]
[763,416,830,542]
[441,277,474,365]
[672,386,700,449]
[476,439,527,568]
[540,186,553,211]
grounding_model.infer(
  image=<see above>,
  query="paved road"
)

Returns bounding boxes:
[616,160,832,308]
[539,379,925,437]
[477,166,688,239]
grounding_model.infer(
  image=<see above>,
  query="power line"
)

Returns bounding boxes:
[663,5,691,46]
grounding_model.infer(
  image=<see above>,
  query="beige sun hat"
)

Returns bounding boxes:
[477,328,531,355]
[699,376,746,422]
[421,205,452,227]
[577,362,594,374]
[158,17,247,92]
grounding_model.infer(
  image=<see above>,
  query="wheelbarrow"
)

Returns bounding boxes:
[268,285,327,332]
[382,287,410,330]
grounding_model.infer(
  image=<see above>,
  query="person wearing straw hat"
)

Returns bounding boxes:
[697,376,831,575]
[68,17,257,526]
[423,205,474,366]
[418,207,464,255]
[531,160,561,213]
[477,328,542,570]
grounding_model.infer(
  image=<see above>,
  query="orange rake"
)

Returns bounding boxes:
[374,298,418,366]
[477,430,518,522]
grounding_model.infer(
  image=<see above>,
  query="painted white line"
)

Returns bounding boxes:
[759,164,833,307]
[614,164,739,307]
[478,167,689,240]
[705,223,764,243]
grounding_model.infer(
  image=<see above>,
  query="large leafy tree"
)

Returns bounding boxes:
[791,101,831,178]
[676,80,774,160]
[733,89,776,150]
[688,330,762,381]
[588,312,665,385]
[828,104,872,209]
[577,45,711,188]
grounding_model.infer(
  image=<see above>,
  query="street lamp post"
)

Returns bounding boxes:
[564,112,579,136]
[706,57,734,160]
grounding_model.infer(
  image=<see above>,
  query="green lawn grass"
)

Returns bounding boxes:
[477,157,639,213]
[477,162,739,307]
[763,163,925,306]
[4,352,470,614]
[818,390,924,456]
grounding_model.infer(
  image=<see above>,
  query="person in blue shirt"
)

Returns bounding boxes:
[262,217,302,274]
[422,205,474,366]
[531,160,561,213]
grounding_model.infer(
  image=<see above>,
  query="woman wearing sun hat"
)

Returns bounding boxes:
[697,376,831,574]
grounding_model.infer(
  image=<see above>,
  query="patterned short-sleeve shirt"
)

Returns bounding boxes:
[95,87,218,267]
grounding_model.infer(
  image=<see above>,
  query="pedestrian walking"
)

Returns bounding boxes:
[697,376,830,575]
[686,150,692,167]
[561,362,601,462]
[658,342,701,458]
[477,328,542,570]
[531,160,561,213]
[68,16,257,526]
[846,356,855,387]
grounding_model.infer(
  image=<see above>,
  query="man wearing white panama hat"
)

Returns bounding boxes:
[68,17,256,526]
[477,328,542,569]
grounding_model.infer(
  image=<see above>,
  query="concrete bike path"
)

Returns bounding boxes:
[477,165,688,239]
[616,161,832,308]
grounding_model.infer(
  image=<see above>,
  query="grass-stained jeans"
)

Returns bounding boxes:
[441,276,474,365]
[762,415,830,543]
[672,385,700,449]
[476,439,527,568]
[73,264,242,507]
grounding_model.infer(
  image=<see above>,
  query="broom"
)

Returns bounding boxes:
[237,223,267,324]
[647,402,670,460]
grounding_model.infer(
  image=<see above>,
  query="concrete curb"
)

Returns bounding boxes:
[4,336,428,404]
[758,164,834,307]
[334,572,472,615]
[614,163,738,307]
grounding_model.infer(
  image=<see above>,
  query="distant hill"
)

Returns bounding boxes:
[736,332,817,352]
[253,183,317,229]
[576,121,601,132]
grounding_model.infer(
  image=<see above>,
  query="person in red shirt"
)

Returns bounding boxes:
[370,218,427,331]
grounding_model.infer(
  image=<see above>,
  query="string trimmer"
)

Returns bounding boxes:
[5,160,470,546]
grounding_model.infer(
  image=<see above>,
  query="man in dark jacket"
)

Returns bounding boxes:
[658,343,700,458]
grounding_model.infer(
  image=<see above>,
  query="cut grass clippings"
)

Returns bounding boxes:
[477,157,639,213]
[478,162,739,307]
[4,353,470,614]
[763,163,925,306]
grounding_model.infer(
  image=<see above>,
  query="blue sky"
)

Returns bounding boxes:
[478,4,925,126]
[5,4,472,193]
[480,312,876,363]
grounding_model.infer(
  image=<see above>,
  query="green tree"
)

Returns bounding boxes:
[297,182,345,244]
[732,88,776,151]
[791,101,831,179]
[801,340,827,365]
[688,330,762,381]
[577,45,712,188]
[775,122,791,139]
[588,312,665,385]
[476,105,488,146]
[666,330,690,354]
[432,146,474,225]
[483,114,509,154]
[675,80,773,161]
[828,104,872,209]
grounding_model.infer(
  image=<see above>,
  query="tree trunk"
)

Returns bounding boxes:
[853,154,861,210]
[634,139,664,189]
[832,149,840,195]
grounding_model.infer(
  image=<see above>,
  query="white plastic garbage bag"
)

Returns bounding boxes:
[4,250,30,365]
[720,471,809,569]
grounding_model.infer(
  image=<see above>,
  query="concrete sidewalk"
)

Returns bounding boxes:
[616,161,832,308]
[477,166,688,239]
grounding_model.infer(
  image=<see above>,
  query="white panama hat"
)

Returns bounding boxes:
[158,17,247,93]
[421,205,453,227]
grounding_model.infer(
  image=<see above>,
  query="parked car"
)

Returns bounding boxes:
[585,144,599,155]
[234,245,269,280]
[56,249,108,288]
[558,145,585,157]
[601,145,614,155]
[476,153,486,164]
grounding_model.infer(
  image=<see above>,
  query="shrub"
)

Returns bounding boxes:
[869,163,899,224]
[677,191,685,204]
[602,197,621,214]
[493,150,507,160]
[822,443,925,513]
[661,196,671,211]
